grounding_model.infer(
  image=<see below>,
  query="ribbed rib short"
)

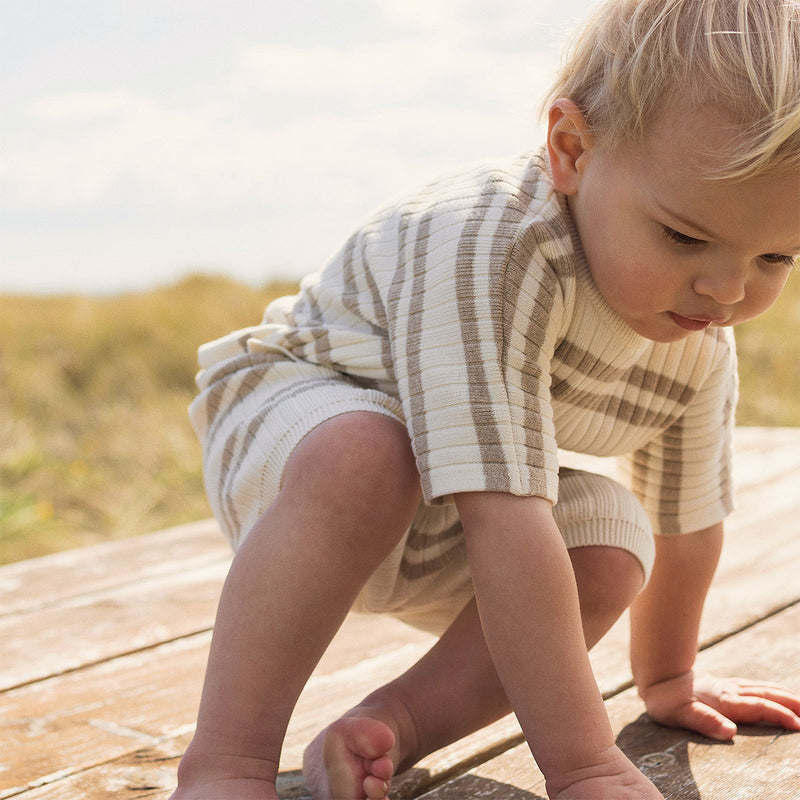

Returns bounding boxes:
[190,353,656,635]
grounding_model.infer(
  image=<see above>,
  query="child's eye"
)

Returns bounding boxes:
[760,253,797,268]
[662,226,706,247]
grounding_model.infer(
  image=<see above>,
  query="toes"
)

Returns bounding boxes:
[368,754,394,781]
[307,715,397,800]
[364,774,390,799]
[343,717,396,760]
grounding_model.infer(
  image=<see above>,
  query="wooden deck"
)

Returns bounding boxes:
[2,427,799,799]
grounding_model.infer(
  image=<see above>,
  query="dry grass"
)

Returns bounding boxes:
[0,274,293,563]
[734,272,800,426]
[1,272,797,564]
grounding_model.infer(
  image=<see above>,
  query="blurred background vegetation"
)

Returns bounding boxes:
[1,272,798,564]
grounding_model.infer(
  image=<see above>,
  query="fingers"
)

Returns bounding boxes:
[676,700,738,741]
[644,673,800,740]
[695,678,800,732]
[734,682,800,717]
[714,693,800,731]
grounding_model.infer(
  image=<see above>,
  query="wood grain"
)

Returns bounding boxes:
[2,428,798,799]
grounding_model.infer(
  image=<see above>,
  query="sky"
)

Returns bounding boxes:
[1,0,595,295]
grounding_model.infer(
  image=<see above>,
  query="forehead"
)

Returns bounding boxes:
[625,108,800,251]
[635,105,745,178]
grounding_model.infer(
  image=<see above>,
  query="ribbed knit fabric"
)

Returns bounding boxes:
[192,148,736,537]
[349,468,655,635]
[556,468,655,577]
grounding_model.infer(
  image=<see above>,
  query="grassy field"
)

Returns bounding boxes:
[0,274,294,563]
[1,272,798,564]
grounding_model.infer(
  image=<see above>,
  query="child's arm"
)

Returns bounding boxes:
[455,491,659,798]
[630,523,800,737]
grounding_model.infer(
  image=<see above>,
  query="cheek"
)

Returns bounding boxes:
[577,202,673,308]
[740,272,791,321]
[758,274,790,310]
[615,256,674,305]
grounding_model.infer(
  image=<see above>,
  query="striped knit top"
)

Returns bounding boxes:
[196,149,737,535]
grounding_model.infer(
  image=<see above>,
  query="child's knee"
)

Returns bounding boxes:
[580,544,645,590]
[281,411,422,518]
[555,468,655,585]
[570,545,645,614]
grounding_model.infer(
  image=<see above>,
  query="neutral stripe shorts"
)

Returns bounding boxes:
[190,353,655,635]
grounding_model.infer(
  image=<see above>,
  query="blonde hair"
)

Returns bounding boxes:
[543,0,800,180]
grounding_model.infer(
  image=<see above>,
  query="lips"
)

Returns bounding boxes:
[668,312,726,331]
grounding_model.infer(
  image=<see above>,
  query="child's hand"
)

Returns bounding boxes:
[639,670,800,740]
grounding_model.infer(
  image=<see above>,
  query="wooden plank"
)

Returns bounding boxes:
[418,602,800,800]
[0,635,206,800]
[0,559,229,691]
[0,736,195,800]
[3,428,798,799]
[6,495,796,800]
[0,619,435,799]
[2,548,792,795]
[10,602,799,800]
[0,519,228,616]
[6,431,797,693]
[0,565,442,692]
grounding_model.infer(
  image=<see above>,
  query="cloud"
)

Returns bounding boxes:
[1,0,579,293]
[5,92,242,206]
[0,0,600,292]
[234,41,456,100]
[374,0,464,30]
[231,0,570,107]
[4,32,555,212]
[234,39,555,110]
[31,90,150,122]
[373,0,587,49]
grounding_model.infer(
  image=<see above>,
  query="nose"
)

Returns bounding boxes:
[693,261,747,305]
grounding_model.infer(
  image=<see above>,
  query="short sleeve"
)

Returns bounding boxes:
[385,186,565,506]
[617,328,738,534]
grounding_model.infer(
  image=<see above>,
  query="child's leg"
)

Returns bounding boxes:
[171,412,423,800]
[303,543,645,798]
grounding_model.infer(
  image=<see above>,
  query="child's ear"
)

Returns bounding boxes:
[547,99,593,196]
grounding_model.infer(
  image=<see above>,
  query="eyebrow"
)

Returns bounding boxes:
[656,203,721,240]
[657,202,800,253]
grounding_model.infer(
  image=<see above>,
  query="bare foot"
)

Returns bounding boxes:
[303,715,398,799]
[169,776,278,800]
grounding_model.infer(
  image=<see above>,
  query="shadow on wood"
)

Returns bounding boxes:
[616,714,704,800]
[413,773,546,799]
[617,713,800,800]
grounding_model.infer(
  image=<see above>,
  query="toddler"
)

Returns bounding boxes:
[173,1,800,798]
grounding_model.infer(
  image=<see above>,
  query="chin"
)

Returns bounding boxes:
[633,321,696,343]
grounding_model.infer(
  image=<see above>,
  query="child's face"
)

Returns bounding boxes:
[564,107,799,343]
